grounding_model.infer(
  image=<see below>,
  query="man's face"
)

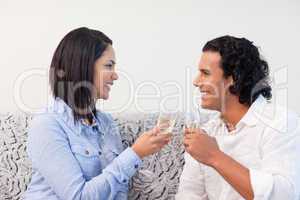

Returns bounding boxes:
[193,51,232,111]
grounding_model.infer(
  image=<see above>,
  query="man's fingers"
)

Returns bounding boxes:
[184,133,193,140]
[194,128,207,134]
[184,128,192,135]
[183,137,190,148]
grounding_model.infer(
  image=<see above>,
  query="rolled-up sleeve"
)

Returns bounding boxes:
[249,118,300,200]
[27,114,142,200]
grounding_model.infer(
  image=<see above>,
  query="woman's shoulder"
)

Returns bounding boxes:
[31,112,60,127]
[27,113,70,158]
[95,110,115,125]
[28,112,67,139]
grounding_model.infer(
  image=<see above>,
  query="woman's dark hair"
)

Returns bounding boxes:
[202,35,272,106]
[49,27,112,123]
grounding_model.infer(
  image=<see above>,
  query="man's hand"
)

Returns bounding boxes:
[183,128,220,166]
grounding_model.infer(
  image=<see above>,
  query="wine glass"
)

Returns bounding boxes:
[185,111,201,134]
[185,108,211,134]
[156,112,178,134]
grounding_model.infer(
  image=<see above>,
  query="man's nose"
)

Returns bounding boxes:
[193,75,201,87]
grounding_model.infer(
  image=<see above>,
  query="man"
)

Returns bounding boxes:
[176,36,300,200]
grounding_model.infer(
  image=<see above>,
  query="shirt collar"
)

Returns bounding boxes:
[79,116,102,134]
[237,95,268,128]
[210,95,269,134]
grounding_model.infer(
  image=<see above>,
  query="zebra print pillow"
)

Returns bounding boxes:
[0,112,185,200]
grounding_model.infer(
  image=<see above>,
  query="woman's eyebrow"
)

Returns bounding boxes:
[109,60,116,65]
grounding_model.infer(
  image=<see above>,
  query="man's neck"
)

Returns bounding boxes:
[220,96,249,127]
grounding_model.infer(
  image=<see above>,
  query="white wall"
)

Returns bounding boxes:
[1,0,299,114]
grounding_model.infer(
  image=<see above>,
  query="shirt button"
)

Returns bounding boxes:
[85,150,89,155]
[98,151,102,155]
[134,164,139,169]
[122,179,127,183]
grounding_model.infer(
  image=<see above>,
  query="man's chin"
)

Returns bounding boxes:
[201,104,210,109]
[201,102,215,110]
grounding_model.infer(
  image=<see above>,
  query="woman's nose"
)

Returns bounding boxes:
[112,72,119,81]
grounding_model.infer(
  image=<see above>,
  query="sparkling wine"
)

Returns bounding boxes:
[157,112,177,134]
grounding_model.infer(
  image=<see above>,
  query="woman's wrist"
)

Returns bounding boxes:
[131,144,145,159]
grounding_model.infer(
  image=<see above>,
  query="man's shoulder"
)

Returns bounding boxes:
[255,101,299,135]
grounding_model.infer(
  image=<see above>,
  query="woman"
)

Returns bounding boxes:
[23,27,171,200]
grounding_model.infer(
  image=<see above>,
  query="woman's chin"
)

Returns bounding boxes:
[103,93,110,100]
[97,93,110,100]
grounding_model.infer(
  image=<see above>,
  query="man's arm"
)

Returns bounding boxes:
[184,122,300,200]
[210,150,254,199]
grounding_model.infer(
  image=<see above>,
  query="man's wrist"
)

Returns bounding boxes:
[209,149,225,168]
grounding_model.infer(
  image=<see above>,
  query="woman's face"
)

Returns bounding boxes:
[93,45,118,100]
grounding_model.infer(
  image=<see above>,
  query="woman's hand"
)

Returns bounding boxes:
[132,127,171,159]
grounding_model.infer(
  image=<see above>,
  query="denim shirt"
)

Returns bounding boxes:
[23,98,142,200]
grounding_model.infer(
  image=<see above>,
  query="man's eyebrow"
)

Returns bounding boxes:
[198,66,210,71]
[199,68,211,73]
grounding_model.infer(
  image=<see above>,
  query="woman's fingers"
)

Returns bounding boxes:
[150,133,171,150]
[148,126,160,136]
[152,133,171,142]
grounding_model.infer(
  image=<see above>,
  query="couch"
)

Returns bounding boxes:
[0,112,188,200]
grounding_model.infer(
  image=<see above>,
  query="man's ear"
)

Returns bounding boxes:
[225,76,234,87]
[229,76,233,85]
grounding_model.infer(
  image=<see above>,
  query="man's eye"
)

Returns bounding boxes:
[201,71,209,75]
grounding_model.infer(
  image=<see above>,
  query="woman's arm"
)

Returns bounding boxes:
[28,114,141,200]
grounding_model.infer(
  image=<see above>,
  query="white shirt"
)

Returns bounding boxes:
[176,95,300,200]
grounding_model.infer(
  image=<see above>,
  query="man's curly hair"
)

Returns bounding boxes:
[202,35,272,106]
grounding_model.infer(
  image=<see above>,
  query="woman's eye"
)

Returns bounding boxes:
[105,64,113,69]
